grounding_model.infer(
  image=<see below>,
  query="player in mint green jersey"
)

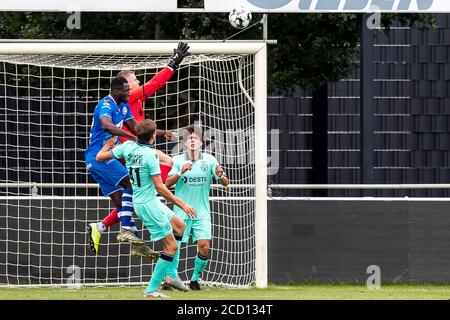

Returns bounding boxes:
[164,125,229,291]
[96,119,196,298]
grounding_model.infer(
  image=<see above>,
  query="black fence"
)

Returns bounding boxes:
[268,14,450,197]
[269,200,450,284]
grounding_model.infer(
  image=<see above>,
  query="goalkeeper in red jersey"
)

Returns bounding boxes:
[87,42,191,259]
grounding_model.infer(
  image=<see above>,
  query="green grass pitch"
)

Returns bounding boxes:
[1,284,450,300]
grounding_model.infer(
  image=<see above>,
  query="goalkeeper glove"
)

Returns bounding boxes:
[168,42,191,70]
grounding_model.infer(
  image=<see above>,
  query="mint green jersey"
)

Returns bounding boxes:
[168,152,220,220]
[111,141,160,204]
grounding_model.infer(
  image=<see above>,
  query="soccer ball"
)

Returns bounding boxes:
[228,6,252,30]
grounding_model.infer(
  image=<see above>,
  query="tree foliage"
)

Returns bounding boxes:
[0,10,436,94]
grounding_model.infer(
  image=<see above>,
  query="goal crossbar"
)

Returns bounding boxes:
[0,41,268,55]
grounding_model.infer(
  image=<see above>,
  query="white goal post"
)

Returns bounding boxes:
[0,40,267,288]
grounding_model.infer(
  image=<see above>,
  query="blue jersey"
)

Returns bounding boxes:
[85,95,134,162]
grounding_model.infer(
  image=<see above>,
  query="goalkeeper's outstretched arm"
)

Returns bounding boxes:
[167,42,191,70]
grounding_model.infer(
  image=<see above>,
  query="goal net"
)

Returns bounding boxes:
[0,42,267,288]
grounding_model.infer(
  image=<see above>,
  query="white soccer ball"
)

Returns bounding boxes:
[228,6,252,30]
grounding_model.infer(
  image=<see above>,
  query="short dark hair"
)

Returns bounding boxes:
[136,119,157,143]
[182,125,204,143]
[110,76,128,91]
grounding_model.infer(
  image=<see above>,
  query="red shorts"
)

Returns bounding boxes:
[160,164,171,183]
[119,158,171,183]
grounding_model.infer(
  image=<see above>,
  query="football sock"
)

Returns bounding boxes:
[145,252,174,293]
[167,233,183,279]
[102,208,119,228]
[118,188,133,229]
[191,253,209,282]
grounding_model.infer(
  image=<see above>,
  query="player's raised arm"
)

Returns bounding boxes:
[121,42,190,106]
[168,42,191,70]
[215,164,230,187]
[152,174,196,218]
[96,136,118,162]
[165,162,192,188]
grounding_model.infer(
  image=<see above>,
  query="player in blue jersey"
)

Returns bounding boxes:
[164,125,229,291]
[85,76,158,259]
[96,119,196,298]
[87,42,191,260]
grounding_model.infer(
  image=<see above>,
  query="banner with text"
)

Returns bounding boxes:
[1,0,448,12]
[205,0,449,12]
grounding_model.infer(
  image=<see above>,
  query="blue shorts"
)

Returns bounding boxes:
[87,158,128,196]
[182,219,212,244]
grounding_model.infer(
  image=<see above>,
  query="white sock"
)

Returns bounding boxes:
[97,222,107,233]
